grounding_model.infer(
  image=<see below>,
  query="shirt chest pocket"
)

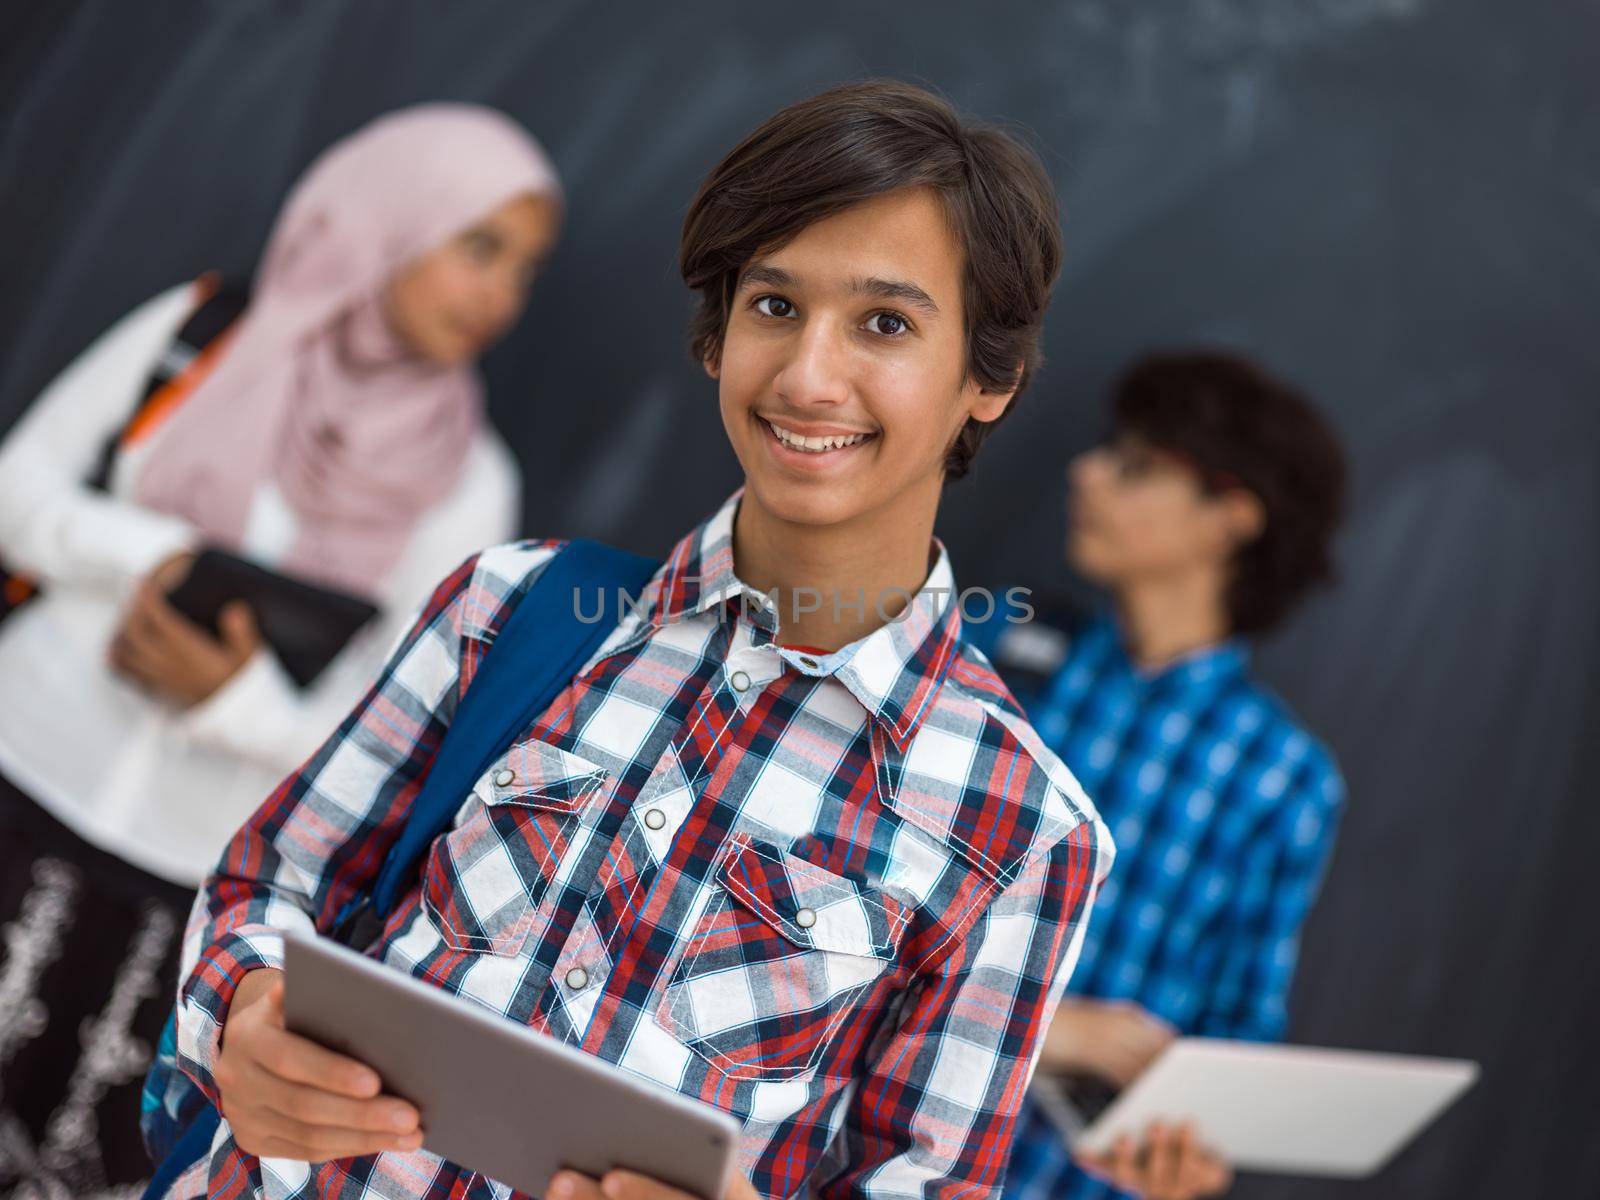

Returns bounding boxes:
[655,834,911,1082]
[423,737,609,957]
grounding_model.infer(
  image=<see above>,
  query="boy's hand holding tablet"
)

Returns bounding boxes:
[1073,1123,1232,1200]
[1037,998,1232,1197]
[215,966,755,1196]
[215,969,424,1161]
[213,937,744,1198]
[547,1167,762,1200]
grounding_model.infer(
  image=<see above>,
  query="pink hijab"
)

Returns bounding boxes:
[135,103,561,596]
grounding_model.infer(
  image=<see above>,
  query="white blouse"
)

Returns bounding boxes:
[0,282,521,886]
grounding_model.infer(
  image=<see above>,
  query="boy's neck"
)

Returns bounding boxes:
[731,483,941,654]
[1113,566,1234,672]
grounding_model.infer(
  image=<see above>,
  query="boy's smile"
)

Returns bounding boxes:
[756,414,877,464]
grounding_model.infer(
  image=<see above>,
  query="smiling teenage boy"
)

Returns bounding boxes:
[162,80,1112,1200]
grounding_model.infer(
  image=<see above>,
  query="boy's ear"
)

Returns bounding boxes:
[1219,488,1266,547]
[965,361,1026,423]
[702,351,721,381]
[970,388,1016,423]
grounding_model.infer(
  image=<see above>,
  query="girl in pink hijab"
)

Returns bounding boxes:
[138,102,562,595]
[0,103,561,1195]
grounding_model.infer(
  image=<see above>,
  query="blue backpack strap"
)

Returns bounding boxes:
[141,1103,221,1199]
[367,537,659,921]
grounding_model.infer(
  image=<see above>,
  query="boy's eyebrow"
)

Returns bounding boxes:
[737,262,941,316]
[848,274,940,316]
[737,263,796,291]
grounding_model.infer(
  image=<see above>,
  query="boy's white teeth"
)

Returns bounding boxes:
[768,420,872,452]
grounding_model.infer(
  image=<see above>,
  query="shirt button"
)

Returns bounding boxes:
[493,768,515,786]
[642,808,667,831]
[797,655,819,670]
[730,670,751,692]
[794,907,817,929]
[564,967,589,991]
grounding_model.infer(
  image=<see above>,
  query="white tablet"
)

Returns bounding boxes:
[1072,1037,1478,1177]
[282,932,740,1199]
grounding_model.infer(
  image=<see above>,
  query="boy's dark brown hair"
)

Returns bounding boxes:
[679,79,1063,479]
[1112,350,1348,636]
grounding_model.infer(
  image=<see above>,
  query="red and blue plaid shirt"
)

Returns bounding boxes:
[167,487,1113,1200]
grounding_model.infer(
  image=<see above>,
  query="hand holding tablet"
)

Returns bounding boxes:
[212,968,426,1162]
[165,548,380,686]
[279,932,740,1199]
[1065,1037,1479,1178]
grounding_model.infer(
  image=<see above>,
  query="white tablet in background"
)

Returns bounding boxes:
[1074,1037,1478,1178]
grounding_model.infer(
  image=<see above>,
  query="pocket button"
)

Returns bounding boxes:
[794,906,817,929]
[493,768,515,786]
[643,808,667,830]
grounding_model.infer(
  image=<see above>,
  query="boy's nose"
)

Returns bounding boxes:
[1069,448,1102,487]
[774,322,851,408]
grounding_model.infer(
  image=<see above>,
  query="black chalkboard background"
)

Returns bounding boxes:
[3,3,1596,1196]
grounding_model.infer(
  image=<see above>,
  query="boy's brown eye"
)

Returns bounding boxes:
[1109,441,1152,478]
[870,313,907,336]
[755,295,795,318]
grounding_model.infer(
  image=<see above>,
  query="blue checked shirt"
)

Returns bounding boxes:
[966,611,1343,1200]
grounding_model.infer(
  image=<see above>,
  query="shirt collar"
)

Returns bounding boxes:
[1086,611,1249,689]
[651,486,963,751]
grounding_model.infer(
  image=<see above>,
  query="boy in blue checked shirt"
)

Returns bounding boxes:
[157,81,1115,1200]
[968,350,1348,1200]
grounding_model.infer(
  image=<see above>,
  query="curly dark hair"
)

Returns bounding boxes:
[1113,350,1348,636]
[678,79,1063,480]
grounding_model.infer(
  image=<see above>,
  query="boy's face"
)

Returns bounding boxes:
[708,187,1013,532]
[1066,432,1261,589]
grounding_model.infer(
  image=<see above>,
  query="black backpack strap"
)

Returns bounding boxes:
[85,273,251,492]
[2,276,251,624]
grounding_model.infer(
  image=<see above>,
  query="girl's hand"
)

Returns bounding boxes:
[108,552,261,706]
